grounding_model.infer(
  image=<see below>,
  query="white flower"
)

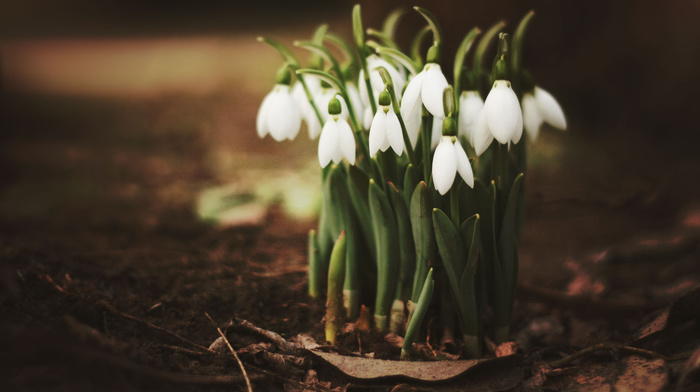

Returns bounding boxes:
[257,84,302,141]
[359,55,406,107]
[316,88,349,122]
[431,117,443,150]
[432,136,474,195]
[458,90,484,144]
[400,63,449,147]
[292,81,322,139]
[346,82,365,123]
[369,106,403,157]
[472,80,523,155]
[318,115,356,167]
[522,86,566,142]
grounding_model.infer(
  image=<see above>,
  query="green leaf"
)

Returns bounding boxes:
[369,179,399,330]
[458,215,481,336]
[401,268,434,359]
[347,165,376,260]
[352,5,366,56]
[308,229,321,298]
[367,28,400,51]
[498,173,524,303]
[388,182,416,301]
[432,208,470,334]
[374,47,419,75]
[510,11,535,96]
[409,182,435,302]
[403,164,420,205]
[326,231,347,344]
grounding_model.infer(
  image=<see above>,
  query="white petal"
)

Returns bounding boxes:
[268,86,302,141]
[385,111,404,155]
[336,117,356,165]
[432,137,457,195]
[512,103,524,144]
[358,69,369,105]
[431,117,442,150]
[347,83,364,119]
[369,55,406,100]
[363,106,373,130]
[522,93,542,142]
[307,112,322,139]
[484,80,522,144]
[256,90,274,138]
[318,120,338,167]
[458,91,484,143]
[472,109,494,156]
[535,86,566,130]
[454,142,474,188]
[421,64,449,119]
[400,71,425,147]
[368,110,387,157]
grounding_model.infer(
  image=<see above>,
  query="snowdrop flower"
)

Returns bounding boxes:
[316,86,349,123]
[257,79,302,142]
[400,47,449,147]
[359,54,406,109]
[522,86,566,142]
[292,76,322,139]
[432,135,474,195]
[368,91,403,157]
[318,97,356,167]
[458,90,484,144]
[472,80,523,155]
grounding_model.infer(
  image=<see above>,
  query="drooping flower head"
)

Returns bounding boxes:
[432,117,474,195]
[318,96,356,167]
[400,45,449,147]
[257,66,302,141]
[359,54,406,110]
[368,90,403,157]
[291,75,322,139]
[522,86,566,142]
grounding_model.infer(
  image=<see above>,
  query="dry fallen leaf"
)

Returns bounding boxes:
[565,356,666,392]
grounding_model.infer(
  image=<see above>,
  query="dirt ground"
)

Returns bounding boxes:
[2,6,700,387]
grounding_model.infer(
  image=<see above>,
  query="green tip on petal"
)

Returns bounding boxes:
[378,90,391,106]
[442,117,457,137]
[328,97,342,115]
[275,64,292,85]
[426,45,441,64]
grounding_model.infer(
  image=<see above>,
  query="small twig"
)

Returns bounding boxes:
[205,312,253,392]
[99,301,215,355]
[548,342,669,368]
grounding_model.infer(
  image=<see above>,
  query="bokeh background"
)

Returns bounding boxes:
[1,0,699,279]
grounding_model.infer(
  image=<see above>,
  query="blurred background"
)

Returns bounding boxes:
[1,0,699,252]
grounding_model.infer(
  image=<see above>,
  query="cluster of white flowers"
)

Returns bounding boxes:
[256,36,565,197]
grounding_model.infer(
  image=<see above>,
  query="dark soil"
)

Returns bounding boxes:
[2,91,700,391]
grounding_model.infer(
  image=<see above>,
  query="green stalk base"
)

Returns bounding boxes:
[390,299,406,335]
[374,314,388,331]
[325,323,338,345]
[462,334,481,359]
[343,289,360,319]
[494,325,510,344]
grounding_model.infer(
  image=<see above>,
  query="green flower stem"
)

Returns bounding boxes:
[367,28,400,51]
[401,268,434,359]
[450,184,461,227]
[353,4,377,115]
[374,47,419,75]
[326,231,347,345]
[472,21,506,95]
[325,33,360,74]
[375,66,416,165]
[453,27,481,111]
[510,10,535,98]
[410,25,431,68]
[421,110,433,182]
[294,41,346,85]
[382,7,407,39]
[414,7,443,48]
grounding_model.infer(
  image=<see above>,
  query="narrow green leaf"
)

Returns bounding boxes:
[432,208,470,334]
[498,173,524,302]
[352,4,365,56]
[374,47,419,75]
[367,28,400,51]
[401,268,434,359]
[388,182,416,301]
[510,11,536,97]
[409,182,435,302]
[326,231,347,344]
[458,215,481,336]
[346,165,376,259]
[403,164,419,204]
[308,229,321,298]
[369,179,399,330]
